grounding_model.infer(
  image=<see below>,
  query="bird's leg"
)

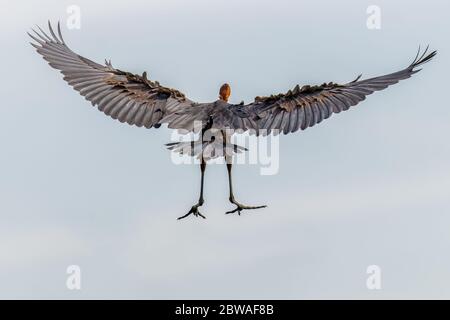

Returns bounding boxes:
[178,160,207,220]
[225,163,267,215]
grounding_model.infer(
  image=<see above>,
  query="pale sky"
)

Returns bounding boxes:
[0,0,449,299]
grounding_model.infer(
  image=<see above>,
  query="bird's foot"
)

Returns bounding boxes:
[177,202,206,220]
[226,200,267,216]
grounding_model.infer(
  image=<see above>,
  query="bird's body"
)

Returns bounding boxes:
[29,22,436,219]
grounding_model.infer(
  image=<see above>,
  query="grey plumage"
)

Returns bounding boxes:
[29,22,436,220]
[29,21,198,131]
[238,46,436,135]
[29,22,436,147]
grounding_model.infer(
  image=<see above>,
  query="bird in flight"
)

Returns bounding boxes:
[29,22,436,220]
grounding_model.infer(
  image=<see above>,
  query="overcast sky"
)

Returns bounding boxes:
[0,0,449,299]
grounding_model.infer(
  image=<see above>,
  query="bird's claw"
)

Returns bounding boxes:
[226,202,267,215]
[177,203,206,220]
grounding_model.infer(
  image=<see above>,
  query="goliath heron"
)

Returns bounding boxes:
[29,22,436,220]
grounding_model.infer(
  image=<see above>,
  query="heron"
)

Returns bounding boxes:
[29,22,436,220]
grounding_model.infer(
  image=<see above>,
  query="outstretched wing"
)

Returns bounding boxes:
[29,21,199,129]
[235,47,436,135]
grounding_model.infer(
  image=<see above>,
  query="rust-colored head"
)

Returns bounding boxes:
[219,83,231,102]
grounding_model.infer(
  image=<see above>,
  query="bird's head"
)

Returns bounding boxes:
[219,83,231,102]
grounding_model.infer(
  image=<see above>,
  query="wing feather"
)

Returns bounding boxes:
[246,47,436,135]
[29,21,197,129]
